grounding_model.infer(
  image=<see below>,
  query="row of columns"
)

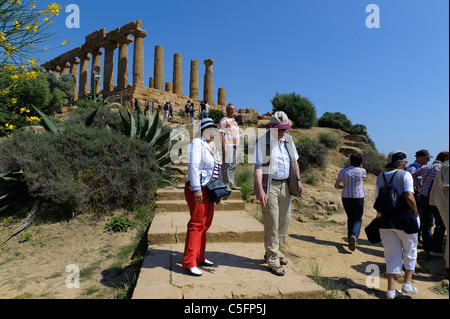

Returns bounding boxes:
[43,20,226,106]
[150,47,226,105]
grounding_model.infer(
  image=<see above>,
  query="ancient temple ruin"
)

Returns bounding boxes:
[41,20,227,109]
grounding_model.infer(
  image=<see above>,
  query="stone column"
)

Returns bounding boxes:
[131,29,147,86]
[78,53,91,96]
[218,88,226,106]
[203,59,214,104]
[165,82,173,93]
[102,41,118,94]
[149,77,154,88]
[173,53,183,95]
[116,36,133,90]
[60,62,70,75]
[91,48,103,95]
[154,45,164,91]
[189,60,199,100]
[69,58,80,101]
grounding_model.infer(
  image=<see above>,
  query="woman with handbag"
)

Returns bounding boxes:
[183,118,223,276]
[374,150,420,299]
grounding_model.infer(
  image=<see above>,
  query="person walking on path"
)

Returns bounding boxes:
[412,151,449,257]
[334,153,367,252]
[219,103,241,191]
[374,150,420,299]
[252,111,303,276]
[182,118,222,276]
[405,149,433,245]
[429,160,449,276]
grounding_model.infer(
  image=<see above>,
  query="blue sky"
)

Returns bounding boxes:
[39,0,449,161]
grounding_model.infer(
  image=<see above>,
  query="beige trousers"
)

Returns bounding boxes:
[261,179,291,268]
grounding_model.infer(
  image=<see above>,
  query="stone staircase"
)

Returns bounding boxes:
[132,162,326,299]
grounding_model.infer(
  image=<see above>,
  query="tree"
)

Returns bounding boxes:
[0,0,65,67]
[271,92,317,128]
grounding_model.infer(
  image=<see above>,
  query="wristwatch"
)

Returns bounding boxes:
[297,178,302,182]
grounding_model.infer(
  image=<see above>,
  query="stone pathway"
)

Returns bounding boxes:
[132,165,326,299]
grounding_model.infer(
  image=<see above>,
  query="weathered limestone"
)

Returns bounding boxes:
[59,62,70,75]
[78,53,91,96]
[173,53,183,95]
[165,82,173,93]
[116,36,133,90]
[101,41,118,94]
[203,59,214,104]
[69,58,80,101]
[154,45,165,91]
[189,60,199,100]
[218,88,226,106]
[90,48,103,95]
[131,29,147,86]
[149,77,154,89]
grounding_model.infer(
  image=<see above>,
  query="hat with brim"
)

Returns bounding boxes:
[386,150,407,168]
[200,118,217,131]
[270,111,291,130]
[415,149,433,158]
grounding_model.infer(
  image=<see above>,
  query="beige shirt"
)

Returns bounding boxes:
[430,160,449,213]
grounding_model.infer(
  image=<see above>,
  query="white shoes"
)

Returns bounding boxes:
[186,259,215,277]
[187,267,202,276]
[386,289,403,299]
[386,284,418,299]
[402,283,418,295]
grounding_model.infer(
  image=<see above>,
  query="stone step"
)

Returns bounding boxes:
[132,243,326,299]
[148,210,264,245]
[156,185,242,201]
[156,199,246,212]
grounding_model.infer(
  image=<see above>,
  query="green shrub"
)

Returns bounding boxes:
[271,92,317,128]
[208,109,225,124]
[362,149,387,175]
[296,137,328,171]
[318,132,340,149]
[105,215,137,233]
[0,123,159,216]
[234,165,254,201]
[317,112,353,131]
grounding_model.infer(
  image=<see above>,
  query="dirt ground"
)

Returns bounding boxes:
[0,211,142,299]
[277,162,448,299]
[1,164,447,299]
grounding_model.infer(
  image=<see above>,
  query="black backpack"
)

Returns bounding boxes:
[373,171,399,215]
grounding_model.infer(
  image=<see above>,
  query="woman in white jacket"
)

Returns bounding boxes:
[182,118,222,276]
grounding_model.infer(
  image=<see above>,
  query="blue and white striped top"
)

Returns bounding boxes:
[336,166,367,199]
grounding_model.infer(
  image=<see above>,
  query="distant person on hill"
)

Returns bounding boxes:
[189,103,196,123]
[185,100,191,116]
[252,111,303,276]
[334,153,367,252]
[429,160,449,276]
[412,151,449,258]
[163,102,169,122]
[374,150,420,299]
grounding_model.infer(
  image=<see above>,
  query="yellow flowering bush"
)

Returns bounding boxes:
[1,0,66,67]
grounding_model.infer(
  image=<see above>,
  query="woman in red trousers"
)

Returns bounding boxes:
[183,118,222,276]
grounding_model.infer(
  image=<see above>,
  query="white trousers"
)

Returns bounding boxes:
[380,228,418,274]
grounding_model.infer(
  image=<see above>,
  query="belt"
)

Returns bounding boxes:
[272,178,288,182]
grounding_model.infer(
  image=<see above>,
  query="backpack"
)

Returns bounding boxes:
[373,171,399,215]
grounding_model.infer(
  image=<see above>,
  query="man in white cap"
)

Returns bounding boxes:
[252,111,303,276]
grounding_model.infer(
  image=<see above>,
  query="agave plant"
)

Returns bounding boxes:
[0,169,39,245]
[118,102,184,177]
